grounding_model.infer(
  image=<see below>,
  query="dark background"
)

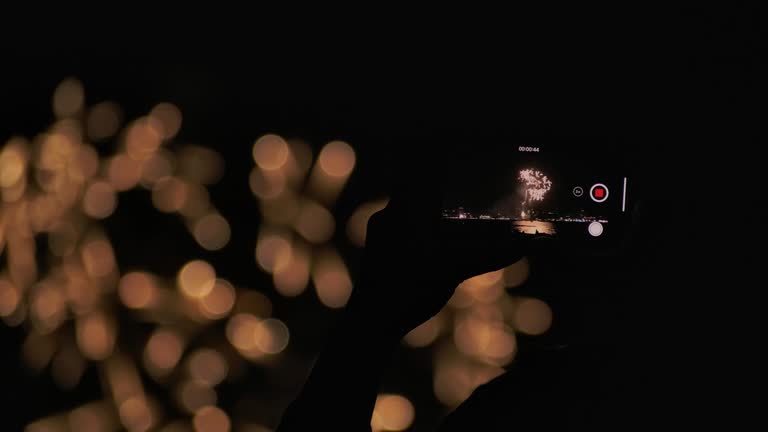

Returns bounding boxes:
[1,8,763,430]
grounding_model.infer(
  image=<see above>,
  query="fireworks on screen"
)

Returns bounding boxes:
[518,169,551,219]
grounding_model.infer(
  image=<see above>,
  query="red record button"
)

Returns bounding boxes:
[590,183,609,203]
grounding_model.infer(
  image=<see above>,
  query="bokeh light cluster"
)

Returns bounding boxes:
[249,134,360,307]
[1,78,553,431]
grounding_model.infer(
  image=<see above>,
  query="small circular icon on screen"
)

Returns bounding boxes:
[590,183,609,203]
[588,221,604,237]
[573,186,584,197]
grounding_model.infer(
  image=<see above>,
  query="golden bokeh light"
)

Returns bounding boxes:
[226,313,261,353]
[63,266,100,316]
[145,328,184,374]
[453,316,489,357]
[83,181,117,219]
[284,138,313,182]
[512,297,553,335]
[199,278,236,320]
[178,260,216,298]
[140,151,174,187]
[371,394,415,432]
[0,138,28,188]
[317,140,355,178]
[453,315,516,365]
[150,103,183,139]
[177,380,217,414]
[119,272,158,309]
[81,237,116,278]
[152,176,189,213]
[179,182,212,219]
[249,167,286,200]
[311,249,353,309]
[0,137,28,203]
[193,406,230,432]
[253,318,290,354]
[105,354,144,404]
[273,243,310,297]
[108,153,143,191]
[51,342,86,389]
[76,312,116,361]
[50,117,81,138]
[255,230,293,274]
[0,277,20,317]
[193,213,231,251]
[2,172,26,202]
[53,78,85,118]
[86,101,123,141]
[178,145,224,185]
[125,118,163,161]
[68,402,118,432]
[118,396,154,432]
[346,199,388,247]
[30,283,66,333]
[38,130,73,171]
[305,141,356,205]
[259,192,300,226]
[187,348,228,386]
[252,134,290,171]
[294,199,335,244]
[7,232,38,288]
[27,195,56,232]
[1,301,24,329]
[76,144,101,181]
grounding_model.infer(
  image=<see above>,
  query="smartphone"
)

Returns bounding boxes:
[441,137,633,253]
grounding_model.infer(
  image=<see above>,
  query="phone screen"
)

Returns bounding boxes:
[441,138,631,247]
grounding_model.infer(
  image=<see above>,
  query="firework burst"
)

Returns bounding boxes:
[518,169,551,219]
[519,169,552,202]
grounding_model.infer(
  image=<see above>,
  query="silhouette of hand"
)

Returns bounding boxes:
[278,171,525,432]
[346,182,524,340]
